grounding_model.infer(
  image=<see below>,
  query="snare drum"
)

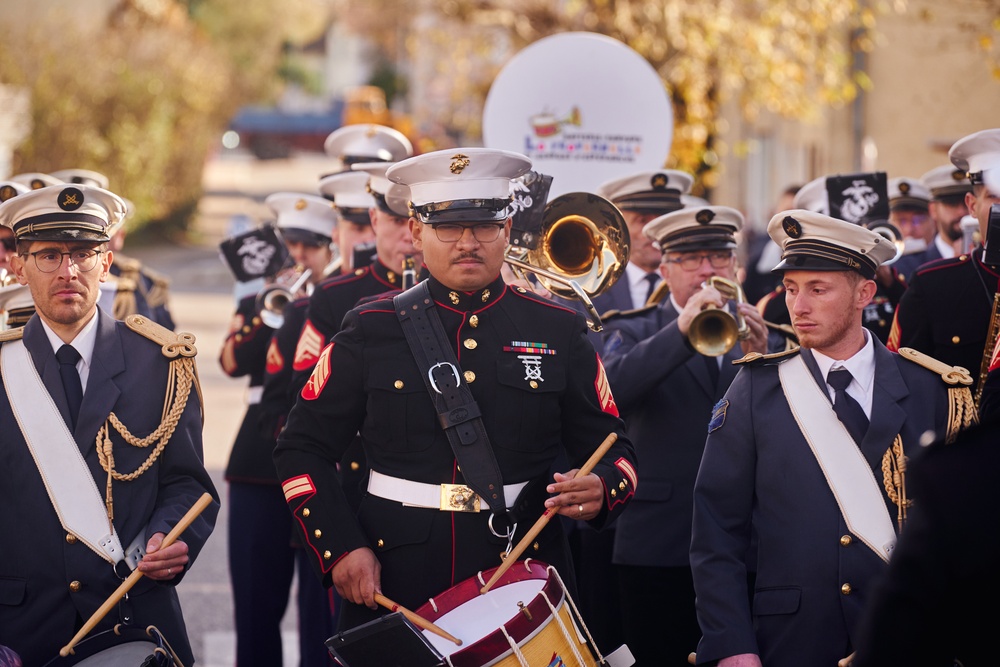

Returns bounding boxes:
[414,560,598,667]
[43,625,177,667]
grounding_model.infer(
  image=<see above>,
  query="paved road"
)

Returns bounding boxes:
[127,150,337,665]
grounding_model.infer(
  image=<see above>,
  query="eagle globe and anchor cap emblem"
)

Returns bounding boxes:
[450,154,471,174]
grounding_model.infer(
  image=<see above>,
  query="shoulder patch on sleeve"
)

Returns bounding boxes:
[293,320,324,371]
[125,314,196,358]
[897,347,974,386]
[734,346,801,366]
[594,355,619,417]
[301,343,333,400]
[708,399,728,433]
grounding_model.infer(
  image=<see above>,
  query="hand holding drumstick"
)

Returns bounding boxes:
[482,433,618,594]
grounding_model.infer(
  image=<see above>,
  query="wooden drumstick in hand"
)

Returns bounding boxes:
[480,432,618,594]
[60,493,214,657]
[375,593,462,646]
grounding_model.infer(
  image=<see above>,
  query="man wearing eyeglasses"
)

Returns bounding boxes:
[273,147,637,640]
[0,184,218,665]
[598,205,769,666]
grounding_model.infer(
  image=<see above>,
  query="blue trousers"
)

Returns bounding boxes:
[228,482,339,666]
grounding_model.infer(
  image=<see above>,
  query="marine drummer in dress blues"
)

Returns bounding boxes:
[273,147,637,634]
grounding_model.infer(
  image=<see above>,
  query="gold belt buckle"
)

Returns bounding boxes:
[440,484,481,512]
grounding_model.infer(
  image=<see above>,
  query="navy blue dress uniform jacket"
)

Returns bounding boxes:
[600,299,742,569]
[290,259,418,395]
[0,310,219,666]
[221,294,278,483]
[887,248,1000,388]
[273,274,636,618]
[259,295,309,440]
[690,340,951,667]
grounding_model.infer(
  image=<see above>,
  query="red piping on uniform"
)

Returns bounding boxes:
[509,286,578,314]
[357,307,396,316]
[321,267,369,291]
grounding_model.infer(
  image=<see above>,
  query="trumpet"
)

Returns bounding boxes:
[688,276,750,357]
[255,266,312,329]
[505,192,630,332]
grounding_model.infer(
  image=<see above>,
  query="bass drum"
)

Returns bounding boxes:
[43,625,179,667]
[415,559,600,667]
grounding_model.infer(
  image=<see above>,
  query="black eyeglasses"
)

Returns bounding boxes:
[664,251,734,271]
[23,248,104,273]
[430,223,505,243]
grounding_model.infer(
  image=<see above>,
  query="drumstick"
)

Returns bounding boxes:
[59,492,215,657]
[375,593,463,646]
[480,432,618,594]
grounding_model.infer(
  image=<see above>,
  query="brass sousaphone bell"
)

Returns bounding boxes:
[505,192,630,332]
[688,276,751,357]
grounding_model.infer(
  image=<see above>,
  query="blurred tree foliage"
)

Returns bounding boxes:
[0,0,330,238]
[334,0,905,192]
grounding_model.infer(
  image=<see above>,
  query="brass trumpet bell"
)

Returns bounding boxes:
[689,276,750,357]
[505,192,630,331]
[255,266,312,329]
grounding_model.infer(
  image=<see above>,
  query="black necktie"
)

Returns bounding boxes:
[704,353,720,390]
[827,368,869,445]
[56,344,83,430]
[642,273,659,306]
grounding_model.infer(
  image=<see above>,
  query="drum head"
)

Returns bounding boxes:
[43,626,171,666]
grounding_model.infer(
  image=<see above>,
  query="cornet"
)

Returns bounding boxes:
[688,276,750,357]
[255,265,312,329]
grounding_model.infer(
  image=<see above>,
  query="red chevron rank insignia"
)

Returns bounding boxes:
[594,355,619,417]
[302,343,333,401]
[265,337,284,375]
[293,320,324,371]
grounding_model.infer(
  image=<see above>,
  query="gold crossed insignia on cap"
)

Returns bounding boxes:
[450,154,470,174]
[951,169,966,181]
[695,209,715,225]
[0,185,17,202]
[782,215,802,238]
[59,188,84,211]
[651,173,669,190]
[295,199,307,210]
[899,181,910,194]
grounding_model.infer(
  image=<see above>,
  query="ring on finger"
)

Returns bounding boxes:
[167,567,172,576]
[577,504,584,517]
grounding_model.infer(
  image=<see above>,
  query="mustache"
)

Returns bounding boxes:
[452,253,484,263]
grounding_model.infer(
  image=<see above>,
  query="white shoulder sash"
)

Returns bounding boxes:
[1,339,127,565]
[778,354,895,562]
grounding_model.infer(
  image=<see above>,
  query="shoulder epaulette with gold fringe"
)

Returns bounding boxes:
[0,327,25,342]
[125,314,197,359]
[734,347,802,366]
[897,346,978,442]
[600,304,658,324]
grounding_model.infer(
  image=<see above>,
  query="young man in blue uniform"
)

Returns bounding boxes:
[690,209,977,667]
[600,205,770,666]
[274,147,637,635]
[0,184,218,665]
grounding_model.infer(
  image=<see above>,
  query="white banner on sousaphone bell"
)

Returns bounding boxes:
[483,32,673,199]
